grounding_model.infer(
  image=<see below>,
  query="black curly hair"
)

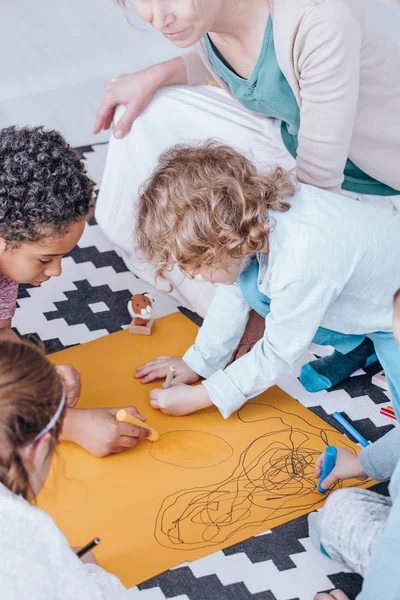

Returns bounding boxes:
[0,126,95,246]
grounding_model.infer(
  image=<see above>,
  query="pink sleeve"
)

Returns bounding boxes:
[0,274,18,320]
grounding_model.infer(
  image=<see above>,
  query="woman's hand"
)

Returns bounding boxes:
[135,356,200,385]
[93,57,187,138]
[150,382,212,416]
[314,447,367,490]
[55,364,81,408]
[61,406,150,457]
[314,590,350,600]
[93,69,158,138]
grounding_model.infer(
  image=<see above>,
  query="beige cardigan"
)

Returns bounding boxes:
[183,0,400,193]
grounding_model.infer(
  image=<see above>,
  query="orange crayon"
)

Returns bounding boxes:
[116,409,159,441]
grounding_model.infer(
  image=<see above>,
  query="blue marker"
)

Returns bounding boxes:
[332,412,370,448]
[318,446,338,493]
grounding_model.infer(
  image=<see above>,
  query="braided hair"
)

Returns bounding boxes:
[0,341,64,499]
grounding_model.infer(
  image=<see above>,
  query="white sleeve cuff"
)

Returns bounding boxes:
[183,345,218,379]
[202,370,247,419]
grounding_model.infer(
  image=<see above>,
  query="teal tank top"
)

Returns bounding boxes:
[204,17,399,196]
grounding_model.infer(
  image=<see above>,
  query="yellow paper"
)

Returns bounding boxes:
[38,313,373,587]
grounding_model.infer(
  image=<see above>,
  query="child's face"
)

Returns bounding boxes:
[193,258,243,285]
[0,219,85,286]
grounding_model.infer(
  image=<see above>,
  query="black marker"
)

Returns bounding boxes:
[76,537,101,558]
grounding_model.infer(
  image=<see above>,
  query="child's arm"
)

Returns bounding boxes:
[201,275,340,417]
[150,275,340,418]
[182,283,251,378]
[136,283,251,384]
[314,428,400,490]
[359,427,400,481]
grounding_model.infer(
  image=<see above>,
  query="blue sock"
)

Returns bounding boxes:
[300,338,377,393]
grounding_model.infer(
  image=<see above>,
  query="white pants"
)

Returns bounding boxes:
[96,84,399,317]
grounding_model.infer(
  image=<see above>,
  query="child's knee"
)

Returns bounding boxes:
[325,487,359,512]
[320,488,362,532]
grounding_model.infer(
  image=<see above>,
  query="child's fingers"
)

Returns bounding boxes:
[314,453,325,478]
[150,388,161,401]
[117,421,150,439]
[140,368,169,384]
[315,592,349,600]
[320,468,340,491]
[109,405,146,421]
[117,436,141,449]
[136,363,167,376]
[135,365,155,376]
[136,356,171,370]
[149,388,161,409]
[124,406,146,422]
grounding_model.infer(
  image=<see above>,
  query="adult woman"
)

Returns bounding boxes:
[95,0,400,388]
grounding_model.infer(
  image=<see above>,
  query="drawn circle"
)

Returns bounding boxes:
[150,430,233,469]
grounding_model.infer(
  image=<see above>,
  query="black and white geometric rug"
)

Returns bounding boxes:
[13,143,395,600]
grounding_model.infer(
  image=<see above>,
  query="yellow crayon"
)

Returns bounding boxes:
[116,409,159,442]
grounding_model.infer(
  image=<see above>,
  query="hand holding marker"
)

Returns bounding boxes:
[317,446,338,493]
[317,414,369,493]
[116,409,159,441]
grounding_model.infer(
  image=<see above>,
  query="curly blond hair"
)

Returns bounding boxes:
[136,141,296,282]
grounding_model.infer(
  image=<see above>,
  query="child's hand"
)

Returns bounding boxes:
[314,448,367,490]
[63,406,150,457]
[135,356,200,385]
[314,590,349,600]
[71,547,97,564]
[55,364,82,407]
[150,382,212,416]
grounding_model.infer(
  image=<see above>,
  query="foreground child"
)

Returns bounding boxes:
[0,340,127,598]
[0,126,148,456]
[311,290,400,600]
[135,142,400,419]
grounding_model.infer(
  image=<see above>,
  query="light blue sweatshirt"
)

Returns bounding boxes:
[357,427,400,599]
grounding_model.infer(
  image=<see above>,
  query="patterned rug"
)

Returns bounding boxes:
[13,142,395,600]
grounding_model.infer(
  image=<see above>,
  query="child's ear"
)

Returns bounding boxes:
[19,432,53,474]
[0,237,7,254]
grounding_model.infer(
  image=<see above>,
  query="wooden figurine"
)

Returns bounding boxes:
[127,292,155,335]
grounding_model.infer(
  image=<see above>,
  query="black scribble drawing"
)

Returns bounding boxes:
[155,403,369,550]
